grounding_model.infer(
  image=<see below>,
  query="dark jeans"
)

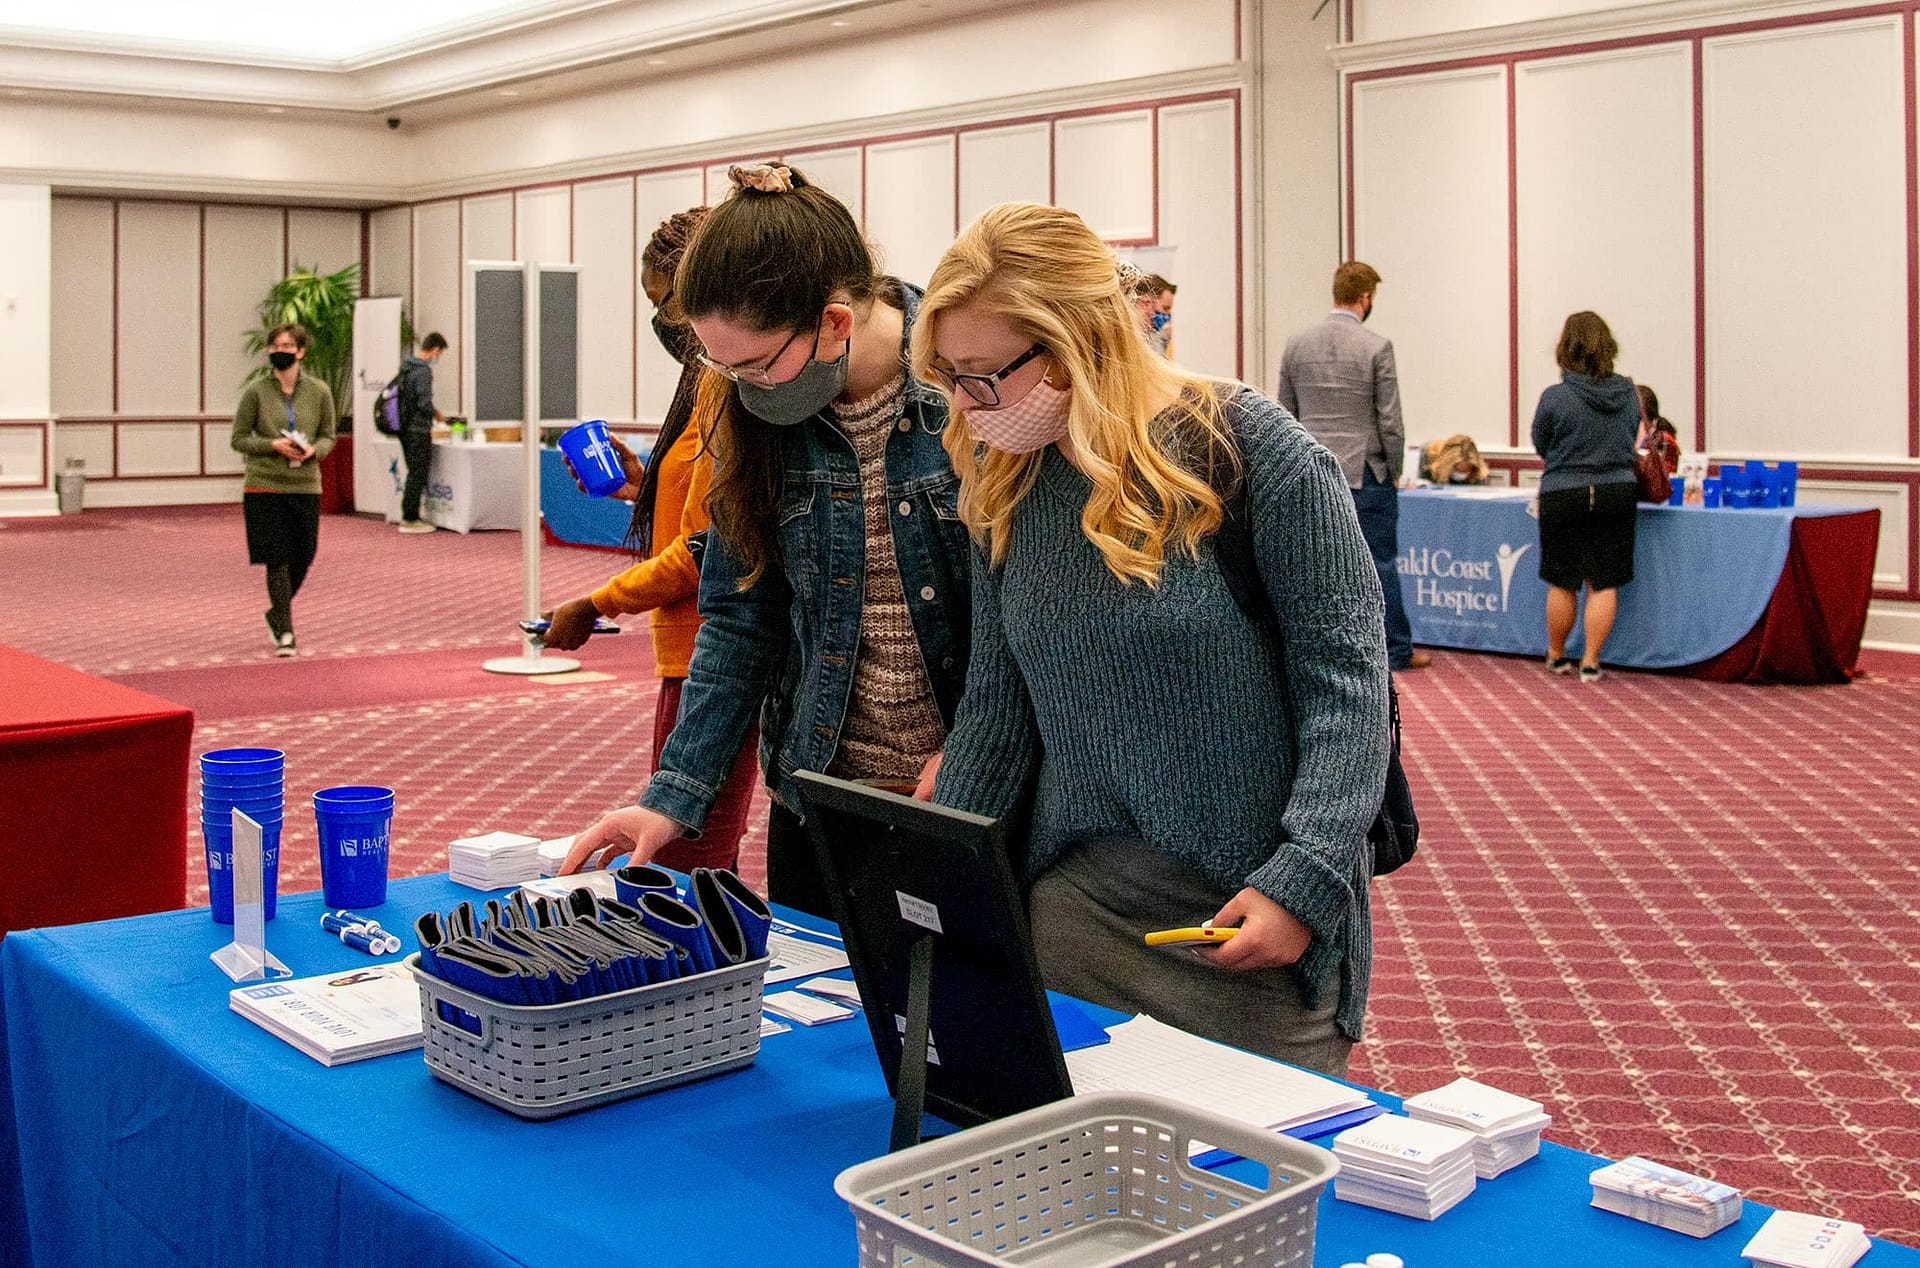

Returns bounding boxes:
[400,428,433,522]
[1353,468,1414,668]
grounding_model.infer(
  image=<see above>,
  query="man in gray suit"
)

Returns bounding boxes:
[1277,261,1429,670]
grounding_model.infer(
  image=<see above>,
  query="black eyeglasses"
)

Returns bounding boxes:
[939,344,1047,407]
[697,324,814,386]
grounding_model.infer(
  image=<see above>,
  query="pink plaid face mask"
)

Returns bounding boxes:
[966,376,1071,455]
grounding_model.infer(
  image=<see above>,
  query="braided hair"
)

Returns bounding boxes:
[626,206,710,558]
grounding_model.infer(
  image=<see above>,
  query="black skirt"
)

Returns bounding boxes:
[1537,480,1636,590]
[242,492,321,568]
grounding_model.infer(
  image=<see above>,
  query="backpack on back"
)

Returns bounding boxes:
[373,371,406,436]
[1208,446,1421,877]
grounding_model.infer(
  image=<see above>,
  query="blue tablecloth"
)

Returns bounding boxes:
[1398,490,1868,668]
[5,878,1916,1267]
[540,446,646,549]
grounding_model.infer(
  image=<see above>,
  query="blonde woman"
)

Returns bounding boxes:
[915,203,1390,1076]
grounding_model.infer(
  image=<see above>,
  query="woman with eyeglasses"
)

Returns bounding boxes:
[537,208,759,874]
[913,203,1389,1075]
[563,165,969,919]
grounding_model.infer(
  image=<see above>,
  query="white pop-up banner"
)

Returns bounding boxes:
[351,295,404,514]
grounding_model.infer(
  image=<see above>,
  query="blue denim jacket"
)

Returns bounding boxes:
[639,282,971,829]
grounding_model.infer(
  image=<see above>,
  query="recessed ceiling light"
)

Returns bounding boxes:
[265,105,285,113]
[8,89,29,97]
[830,18,850,26]
[498,89,520,97]
[646,57,667,66]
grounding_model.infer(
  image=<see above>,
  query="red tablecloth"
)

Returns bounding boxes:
[319,433,354,514]
[0,646,193,935]
[1686,509,1880,684]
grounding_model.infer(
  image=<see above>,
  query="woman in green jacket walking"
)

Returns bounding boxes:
[231,322,337,658]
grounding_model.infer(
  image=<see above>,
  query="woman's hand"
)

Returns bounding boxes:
[270,435,303,460]
[562,806,685,874]
[541,597,602,651]
[1203,887,1312,971]
[912,751,943,801]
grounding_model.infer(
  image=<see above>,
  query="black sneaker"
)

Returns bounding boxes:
[1547,655,1576,675]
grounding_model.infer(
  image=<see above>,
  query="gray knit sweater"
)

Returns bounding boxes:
[933,387,1390,1039]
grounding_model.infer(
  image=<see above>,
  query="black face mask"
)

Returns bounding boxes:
[267,351,297,371]
[650,311,696,365]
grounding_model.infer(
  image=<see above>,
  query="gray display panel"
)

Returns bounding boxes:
[473,268,526,423]
[539,270,578,422]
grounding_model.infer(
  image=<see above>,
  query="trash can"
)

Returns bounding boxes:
[55,459,85,515]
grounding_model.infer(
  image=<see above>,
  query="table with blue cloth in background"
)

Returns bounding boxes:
[539,443,653,550]
[5,875,1917,1268]
[1397,488,1881,683]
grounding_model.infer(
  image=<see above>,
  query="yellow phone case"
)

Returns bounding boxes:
[1142,926,1238,948]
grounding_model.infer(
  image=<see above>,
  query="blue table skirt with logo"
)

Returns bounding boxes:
[540,445,650,549]
[1398,489,1870,669]
[6,876,1920,1267]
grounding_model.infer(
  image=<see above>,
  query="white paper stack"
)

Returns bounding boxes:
[448,830,542,889]
[1331,1114,1479,1220]
[536,835,576,877]
[1589,1156,1741,1237]
[1403,1077,1552,1178]
[1742,1212,1871,1268]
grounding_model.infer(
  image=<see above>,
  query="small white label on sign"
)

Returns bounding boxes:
[894,1014,941,1065]
[895,891,943,933]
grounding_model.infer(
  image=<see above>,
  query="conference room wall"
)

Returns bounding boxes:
[0,183,53,516]
[47,196,363,507]
[1352,0,1661,45]
[1340,2,1920,607]
[378,87,1244,427]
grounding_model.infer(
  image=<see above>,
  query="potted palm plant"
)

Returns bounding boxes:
[243,263,360,428]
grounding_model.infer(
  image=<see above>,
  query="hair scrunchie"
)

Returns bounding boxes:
[729,163,794,194]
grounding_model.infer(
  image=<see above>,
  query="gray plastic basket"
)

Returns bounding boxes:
[403,951,767,1119]
[834,1091,1338,1268]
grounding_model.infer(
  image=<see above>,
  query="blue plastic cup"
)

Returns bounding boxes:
[200,766,284,789]
[1667,477,1686,507]
[1777,461,1798,507]
[199,747,285,773]
[313,786,395,909]
[1757,467,1780,508]
[557,421,626,498]
[203,821,281,924]
[203,804,284,824]
[1701,477,1722,508]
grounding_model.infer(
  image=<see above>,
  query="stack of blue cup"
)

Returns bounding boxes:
[199,747,284,924]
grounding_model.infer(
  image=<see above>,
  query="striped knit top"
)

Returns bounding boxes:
[827,369,948,784]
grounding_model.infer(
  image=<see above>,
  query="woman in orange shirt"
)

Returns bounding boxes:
[543,207,758,871]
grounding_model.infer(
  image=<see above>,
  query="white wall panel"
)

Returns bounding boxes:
[635,169,706,424]
[515,186,573,264]
[0,185,51,420]
[116,202,201,416]
[957,124,1051,228]
[1156,100,1239,379]
[573,177,635,424]
[52,422,112,476]
[203,206,284,418]
[368,206,411,305]
[784,147,863,228]
[0,426,44,486]
[1795,479,1909,590]
[203,423,246,475]
[1704,19,1906,459]
[1516,45,1692,442]
[117,422,201,475]
[462,193,513,263]
[1352,67,1509,443]
[1055,111,1155,242]
[50,199,114,417]
[413,201,462,415]
[286,209,359,277]
[1355,0,1634,43]
[865,136,956,290]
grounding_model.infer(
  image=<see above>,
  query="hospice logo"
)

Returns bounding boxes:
[1399,543,1531,614]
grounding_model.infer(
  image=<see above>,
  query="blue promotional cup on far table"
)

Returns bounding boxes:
[203,813,282,924]
[1667,476,1686,507]
[1701,477,1722,508]
[1776,461,1798,507]
[313,785,395,909]
[557,420,626,498]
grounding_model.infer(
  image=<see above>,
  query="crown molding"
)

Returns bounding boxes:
[1332,0,1873,70]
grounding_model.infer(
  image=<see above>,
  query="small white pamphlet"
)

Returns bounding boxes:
[764,930,851,984]
[763,991,857,1026]
[230,963,423,1066]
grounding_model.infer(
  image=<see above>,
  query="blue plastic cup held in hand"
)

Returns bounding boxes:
[558,421,626,498]
[204,819,281,924]
[313,786,395,909]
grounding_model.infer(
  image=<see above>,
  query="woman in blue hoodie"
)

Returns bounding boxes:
[1530,311,1639,682]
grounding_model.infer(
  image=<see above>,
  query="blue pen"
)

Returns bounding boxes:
[339,927,393,955]
[322,910,384,935]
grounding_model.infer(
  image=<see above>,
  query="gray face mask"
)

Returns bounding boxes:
[734,344,849,426]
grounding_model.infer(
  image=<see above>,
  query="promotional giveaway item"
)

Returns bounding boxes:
[312,785,393,909]
[1742,1211,1871,1268]
[557,420,627,497]
[448,830,542,888]
[1402,1076,1552,1178]
[230,962,422,1066]
[1589,1155,1742,1237]
[199,747,284,924]
[1330,1114,1479,1220]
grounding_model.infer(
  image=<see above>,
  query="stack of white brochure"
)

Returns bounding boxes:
[1331,1115,1479,1220]
[1742,1213,1870,1268]
[1063,1015,1375,1150]
[1589,1156,1741,1237]
[1402,1077,1552,1177]
[535,835,576,877]
[448,831,542,889]
[230,963,423,1066]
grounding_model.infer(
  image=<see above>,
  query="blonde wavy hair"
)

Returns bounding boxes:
[910,202,1235,585]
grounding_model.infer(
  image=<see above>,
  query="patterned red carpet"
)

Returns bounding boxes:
[4,505,1917,1244]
